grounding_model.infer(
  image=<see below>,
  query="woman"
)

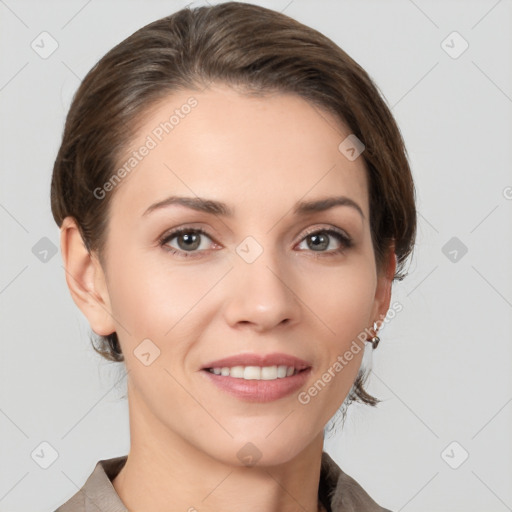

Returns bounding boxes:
[51,2,416,511]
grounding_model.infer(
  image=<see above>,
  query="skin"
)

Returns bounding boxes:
[61,83,396,512]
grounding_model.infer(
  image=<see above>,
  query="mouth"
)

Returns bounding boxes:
[204,365,306,380]
[200,353,312,402]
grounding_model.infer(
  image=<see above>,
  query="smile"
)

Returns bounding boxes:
[206,365,299,380]
[201,364,312,402]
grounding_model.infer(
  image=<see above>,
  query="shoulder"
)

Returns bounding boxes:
[320,451,393,512]
[54,456,128,512]
[54,452,391,512]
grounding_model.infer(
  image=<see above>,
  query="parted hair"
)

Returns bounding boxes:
[51,2,416,408]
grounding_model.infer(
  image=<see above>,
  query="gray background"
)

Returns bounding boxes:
[1,0,511,511]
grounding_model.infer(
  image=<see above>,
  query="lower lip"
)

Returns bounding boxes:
[201,368,312,403]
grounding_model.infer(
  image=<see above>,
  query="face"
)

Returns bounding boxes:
[82,84,393,466]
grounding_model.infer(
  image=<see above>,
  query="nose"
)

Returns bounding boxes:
[222,249,301,333]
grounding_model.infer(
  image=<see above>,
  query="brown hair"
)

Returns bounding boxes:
[51,2,416,408]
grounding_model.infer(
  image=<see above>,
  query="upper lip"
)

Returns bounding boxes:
[201,352,311,370]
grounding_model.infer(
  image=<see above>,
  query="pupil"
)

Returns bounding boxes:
[178,232,200,250]
[309,233,328,251]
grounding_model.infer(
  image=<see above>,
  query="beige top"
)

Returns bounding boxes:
[54,451,391,512]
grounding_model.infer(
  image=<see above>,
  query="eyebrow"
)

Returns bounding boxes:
[142,195,364,219]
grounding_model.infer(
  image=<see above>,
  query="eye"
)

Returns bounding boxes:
[159,226,352,258]
[159,228,217,257]
[296,228,352,255]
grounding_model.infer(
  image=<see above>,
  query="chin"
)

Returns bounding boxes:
[204,428,318,469]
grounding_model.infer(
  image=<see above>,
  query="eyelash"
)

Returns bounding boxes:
[158,226,353,259]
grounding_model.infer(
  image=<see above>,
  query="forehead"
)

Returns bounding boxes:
[110,84,369,220]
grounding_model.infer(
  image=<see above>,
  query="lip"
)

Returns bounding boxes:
[200,352,312,403]
[201,367,312,402]
[201,352,311,371]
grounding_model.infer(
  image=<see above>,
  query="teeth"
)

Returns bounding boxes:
[230,366,244,378]
[244,366,260,380]
[277,365,287,378]
[261,366,277,380]
[208,365,299,380]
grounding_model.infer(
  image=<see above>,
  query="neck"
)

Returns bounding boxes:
[112,381,325,512]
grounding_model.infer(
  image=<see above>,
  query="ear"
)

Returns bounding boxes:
[370,244,397,327]
[60,216,116,336]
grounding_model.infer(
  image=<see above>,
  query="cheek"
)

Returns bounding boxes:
[325,278,375,337]
[300,257,377,342]
[291,256,376,396]
[105,247,228,346]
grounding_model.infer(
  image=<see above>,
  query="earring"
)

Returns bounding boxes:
[368,321,380,349]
